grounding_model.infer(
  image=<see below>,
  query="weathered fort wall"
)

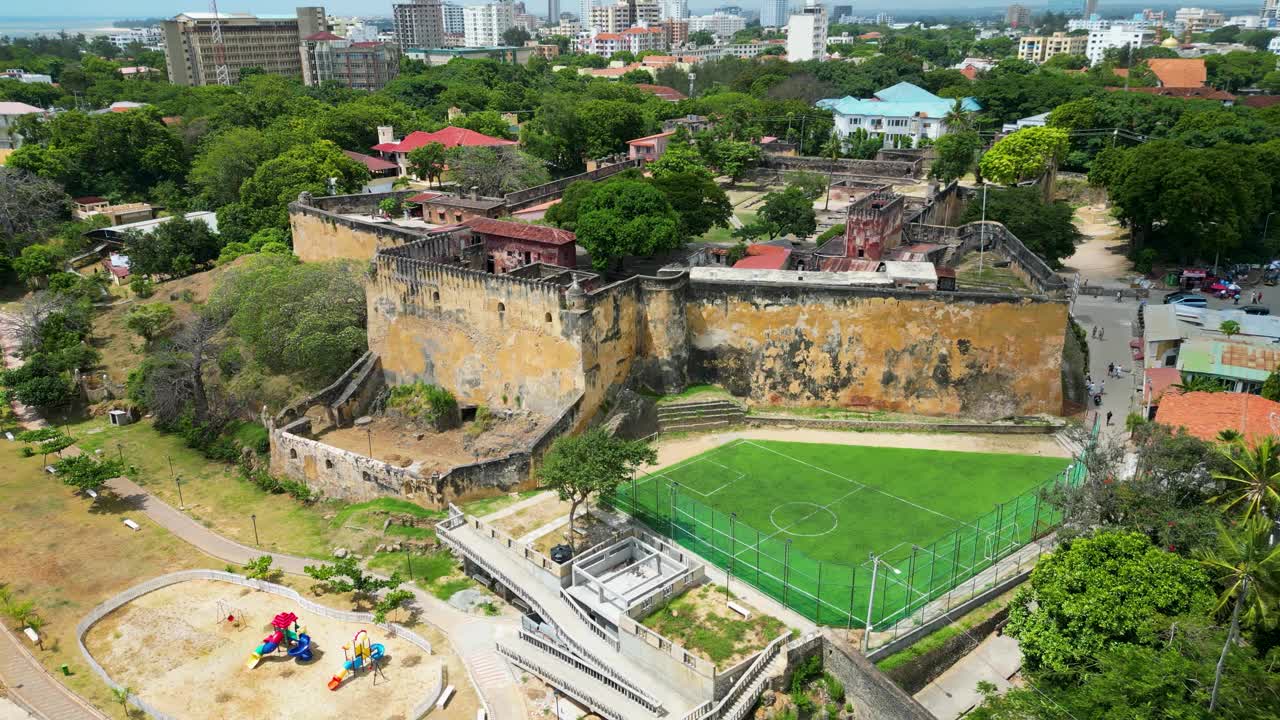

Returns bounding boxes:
[289,191,458,264]
[686,281,1067,418]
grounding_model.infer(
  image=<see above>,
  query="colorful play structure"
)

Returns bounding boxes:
[245,612,313,669]
[327,629,385,691]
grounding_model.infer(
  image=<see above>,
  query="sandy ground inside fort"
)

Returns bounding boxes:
[647,427,1070,471]
[84,580,444,720]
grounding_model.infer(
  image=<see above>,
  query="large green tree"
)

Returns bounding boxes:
[407,142,447,187]
[1005,531,1213,675]
[959,186,1082,268]
[929,130,981,184]
[124,215,222,278]
[649,170,732,238]
[228,140,369,237]
[979,126,1069,185]
[757,185,817,240]
[573,180,682,271]
[539,428,656,552]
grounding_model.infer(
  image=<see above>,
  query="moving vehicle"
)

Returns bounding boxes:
[1169,296,1208,308]
[1242,305,1271,316]
[1163,291,1196,304]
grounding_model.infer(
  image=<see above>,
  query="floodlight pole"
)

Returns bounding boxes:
[251,514,259,546]
[862,552,880,652]
[727,512,737,603]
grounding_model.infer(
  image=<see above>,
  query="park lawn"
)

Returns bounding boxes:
[0,440,205,718]
[67,416,342,559]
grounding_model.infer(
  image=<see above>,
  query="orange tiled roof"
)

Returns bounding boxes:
[1147,58,1207,88]
[1154,391,1280,443]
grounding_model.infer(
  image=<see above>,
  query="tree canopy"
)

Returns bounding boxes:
[979,126,1069,185]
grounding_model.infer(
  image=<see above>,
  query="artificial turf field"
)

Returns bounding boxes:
[609,439,1073,626]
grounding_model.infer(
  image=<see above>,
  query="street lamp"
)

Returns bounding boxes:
[1263,211,1276,246]
[175,474,184,510]
[251,514,260,546]
[861,553,903,652]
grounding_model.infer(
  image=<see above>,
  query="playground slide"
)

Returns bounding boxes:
[287,633,313,662]
[327,643,385,690]
[246,629,285,669]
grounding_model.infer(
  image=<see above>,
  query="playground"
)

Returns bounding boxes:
[83,579,443,720]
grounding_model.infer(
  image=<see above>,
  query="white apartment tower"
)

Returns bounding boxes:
[393,0,446,48]
[464,1,516,46]
[662,0,689,21]
[1086,24,1153,65]
[786,0,827,61]
[760,0,787,27]
[443,3,466,33]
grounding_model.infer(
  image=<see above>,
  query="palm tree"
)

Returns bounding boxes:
[1220,319,1242,338]
[1,599,35,630]
[943,98,973,132]
[1211,435,1280,522]
[1217,429,1243,444]
[111,686,134,718]
[1173,376,1225,394]
[1195,517,1280,711]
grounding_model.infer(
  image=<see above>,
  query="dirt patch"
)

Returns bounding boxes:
[1061,204,1132,285]
[529,512,618,556]
[489,494,572,539]
[310,411,549,475]
[642,584,787,669]
[648,427,1069,473]
[84,579,443,720]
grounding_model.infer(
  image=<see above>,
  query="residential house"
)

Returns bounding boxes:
[817,82,980,146]
[83,211,219,242]
[1155,391,1280,443]
[343,150,400,192]
[1174,338,1280,394]
[1147,58,1208,88]
[627,131,676,162]
[408,191,507,225]
[464,217,576,273]
[632,84,687,102]
[371,125,516,176]
[0,101,43,150]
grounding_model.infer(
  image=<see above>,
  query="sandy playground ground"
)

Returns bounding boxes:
[647,427,1071,472]
[84,580,444,720]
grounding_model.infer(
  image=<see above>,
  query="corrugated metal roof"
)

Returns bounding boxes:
[1176,338,1280,382]
[1143,304,1183,341]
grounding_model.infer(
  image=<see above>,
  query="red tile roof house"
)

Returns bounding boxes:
[463,217,576,274]
[371,125,516,177]
[1154,391,1280,444]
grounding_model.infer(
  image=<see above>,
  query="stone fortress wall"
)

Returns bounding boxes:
[275,184,1069,505]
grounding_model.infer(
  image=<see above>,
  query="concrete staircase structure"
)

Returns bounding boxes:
[656,400,746,433]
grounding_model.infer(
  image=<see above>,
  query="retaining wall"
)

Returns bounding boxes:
[76,570,442,720]
[763,153,923,179]
[819,632,933,720]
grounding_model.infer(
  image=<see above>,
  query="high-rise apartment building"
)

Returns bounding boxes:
[1006,4,1032,28]
[662,0,689,21]
[832,5,852,21]
[1084,0,1099,16]
[760,0,787,27]
[301,33,400,90]
[163,7,327,86]
[393,0,445,49]
[786,0,827,60]
[1017,32,1087,63]
[588,0,659,31]
[442,3,466,33]
[547,0,560,23]
[1264,0,1279,21]
[464,2,515,46]
[1086,24,1152,65]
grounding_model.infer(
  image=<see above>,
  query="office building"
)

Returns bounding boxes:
[301,33,400,90]
[688,12,747,37]
[832,5,852,21]
[464,2,516,47]
[761,0,787,27]
[1265,0,1279,21]
[1085,0,1098,15]
[162,7,327,86]
[394,0,445,50]
[1086,23,1153,65]
[1017,31,1087,63]
[108,27,163,49]
[786,0,827,61]
[717,5,747,15]
[1006,4,1031,28]
[547,0,560,23]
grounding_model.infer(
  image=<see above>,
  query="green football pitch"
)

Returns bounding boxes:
[607,439,1075,627]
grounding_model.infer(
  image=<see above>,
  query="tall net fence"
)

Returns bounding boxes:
[604,422,1098,630]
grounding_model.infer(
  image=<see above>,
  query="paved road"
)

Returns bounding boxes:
[103,476,526,720]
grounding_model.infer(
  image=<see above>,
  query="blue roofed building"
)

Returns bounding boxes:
[817,82,980,147]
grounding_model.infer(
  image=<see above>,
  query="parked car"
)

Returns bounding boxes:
[1163,291,1196,304]
[1169,296,1208,308]
[1242,305,1271,316]
[1207,281,1242,299]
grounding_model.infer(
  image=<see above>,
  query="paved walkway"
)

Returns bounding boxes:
[914,632,1021,720]
[102,476,527,720]
[0,625,107,720]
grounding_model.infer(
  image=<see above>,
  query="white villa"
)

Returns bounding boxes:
[817,82,980,146]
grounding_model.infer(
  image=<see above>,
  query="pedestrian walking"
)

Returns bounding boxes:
[1092,325,1098,338]
[1234,294,1240,305]
[1100,380,1106,395]
[1099,326,1106,340]
[1106,411,1113,426]
[1107,362,1115,376]
[1087,382,1094,396]
[1086,372,1092,385]
[1116,290,1122,302]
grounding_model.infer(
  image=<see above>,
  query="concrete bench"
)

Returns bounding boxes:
[727,601,751,619]
[476,710,487,720]
[437,685,455,709]
[123,519,141,531]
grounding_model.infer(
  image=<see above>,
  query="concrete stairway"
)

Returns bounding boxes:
[722,652,788,720]
[656,400,746,433]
